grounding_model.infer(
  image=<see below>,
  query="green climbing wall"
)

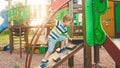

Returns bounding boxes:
[115,2,120,32]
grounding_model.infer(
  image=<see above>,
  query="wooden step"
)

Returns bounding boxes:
[35,43,83,68]
[14,41,26,44]
[13,36,25,38]
[14,39,26,42]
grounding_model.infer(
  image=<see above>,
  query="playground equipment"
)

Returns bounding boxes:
[102,1,120,38]
[102,1,115,38]
[0,9,10,51]
[8,5,30,26]
[24,0,120,68]
[85,0,120,67]
[8,4,30,58]
[25,0,83,68]
[45,43,83,68]
[25,0,72,68]
[0,9,8,33]
[85,0,108,46]
[103,35,120,67]
[7,0,54,58]
[114,1,120,38]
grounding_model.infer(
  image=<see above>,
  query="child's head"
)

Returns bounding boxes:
[62,14,72,26]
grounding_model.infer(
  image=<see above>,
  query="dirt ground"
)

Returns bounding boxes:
[0,46,115,68]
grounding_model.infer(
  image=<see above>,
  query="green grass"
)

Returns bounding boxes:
[0,34,9,46]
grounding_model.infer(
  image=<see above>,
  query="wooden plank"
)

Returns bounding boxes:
[103,35,120,67]
[73,32,83,36]
[73,4,82,9]
[73,4,83,13]
[69,0,73,37]
[73,9,83,13]
[33,43,83,68]
[47,43,83,68]
[68,56,74,68]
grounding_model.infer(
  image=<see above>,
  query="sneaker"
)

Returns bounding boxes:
[40,60,48,68]
[60,46,67,52]
[56,46,67,53]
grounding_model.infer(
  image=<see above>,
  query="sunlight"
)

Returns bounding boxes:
[0,0,8,12]
[0,0,50,26]
[27,0,48,5]
[27,0,50,26]
[30,19,44,26]
[0,0,8,25]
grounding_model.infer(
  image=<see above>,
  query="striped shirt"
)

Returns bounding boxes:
[48,21,67,40]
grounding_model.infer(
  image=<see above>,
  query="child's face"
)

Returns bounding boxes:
[65,20,72,26]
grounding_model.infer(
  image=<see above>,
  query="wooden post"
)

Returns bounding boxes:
[19,27,22,58]
[82,0,92,68]
[7,0,13,54]
[68,0,74,68]
[10,26,13,54]
[84,44,92,68]
[94,46,100,63]
[69,0,73,37]
[68,56,74,68]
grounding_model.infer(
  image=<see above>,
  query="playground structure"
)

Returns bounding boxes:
[102,1,120,38]
[1,0,120,68]
[7,0,52,58]
[85,0,120,68]
[0,9,8,33]
[24,0,120,68]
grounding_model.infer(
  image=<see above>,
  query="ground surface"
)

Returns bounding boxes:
[0,46,115,68]
[0,38,119,68]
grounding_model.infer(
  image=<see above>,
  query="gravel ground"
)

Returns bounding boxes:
[0,46,115,68]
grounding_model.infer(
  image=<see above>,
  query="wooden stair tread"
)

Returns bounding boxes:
[46,43,83,68]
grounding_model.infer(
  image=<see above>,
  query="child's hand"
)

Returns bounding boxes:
[68,38,72,42]
[69,38,72,41]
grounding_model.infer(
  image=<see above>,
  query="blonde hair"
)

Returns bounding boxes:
[62,14,72,22]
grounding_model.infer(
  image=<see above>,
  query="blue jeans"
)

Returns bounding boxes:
[47,36,66,53]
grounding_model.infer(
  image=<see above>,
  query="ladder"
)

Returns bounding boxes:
[10,26,28,58]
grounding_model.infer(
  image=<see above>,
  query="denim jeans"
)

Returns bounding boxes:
[47,35,66,53]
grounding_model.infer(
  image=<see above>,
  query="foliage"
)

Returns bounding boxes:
[0,30,9,46]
